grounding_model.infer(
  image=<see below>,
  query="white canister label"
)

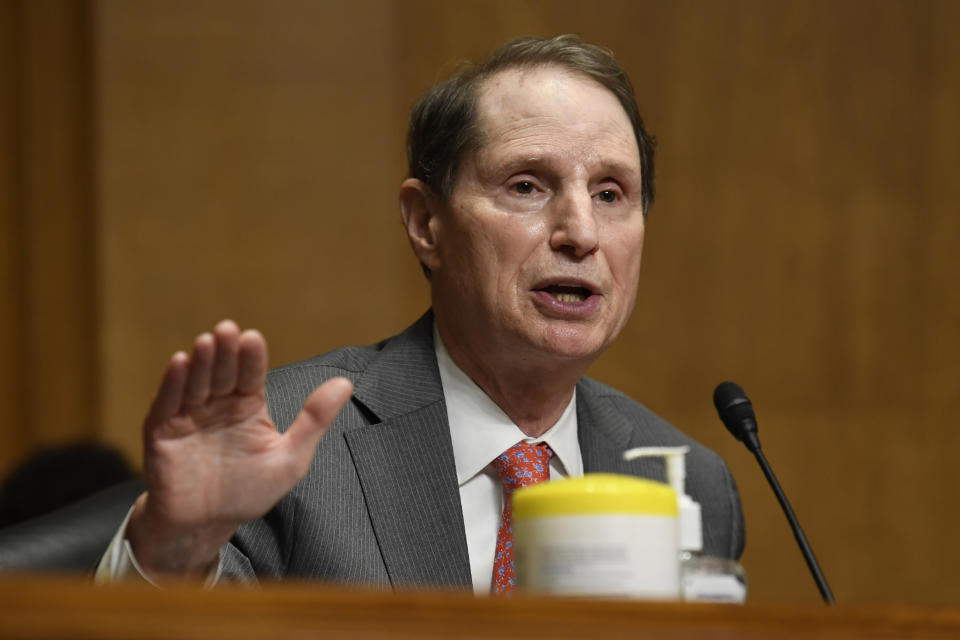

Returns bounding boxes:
[514,513,679,599]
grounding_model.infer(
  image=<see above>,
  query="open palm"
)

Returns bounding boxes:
[128,321,353,580]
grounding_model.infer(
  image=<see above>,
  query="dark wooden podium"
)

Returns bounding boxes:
[1,577,958,638]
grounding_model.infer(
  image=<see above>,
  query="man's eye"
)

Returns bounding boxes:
[597,189,618,203]
[512,181,535,195]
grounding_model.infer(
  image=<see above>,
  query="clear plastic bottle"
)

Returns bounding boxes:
[680,551,748,602]
[623,446,748,603]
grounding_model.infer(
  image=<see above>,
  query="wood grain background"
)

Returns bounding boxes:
[2,0,958,605]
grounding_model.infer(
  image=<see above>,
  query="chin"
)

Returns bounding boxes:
[529,325,612,364]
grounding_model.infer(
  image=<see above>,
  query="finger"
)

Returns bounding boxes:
[210,320,240,395]
[144,351,189,429]
[236,329,268,395]
[285,377,354,454]
[182,332,215,407]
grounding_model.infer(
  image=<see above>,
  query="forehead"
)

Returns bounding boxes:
[471,66,640,172]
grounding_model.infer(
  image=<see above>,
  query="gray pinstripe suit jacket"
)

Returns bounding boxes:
[220,311,745,588]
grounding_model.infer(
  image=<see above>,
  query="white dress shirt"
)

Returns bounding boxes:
[433,329,583,594]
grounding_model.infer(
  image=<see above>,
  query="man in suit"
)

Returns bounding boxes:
[98,35,744,592]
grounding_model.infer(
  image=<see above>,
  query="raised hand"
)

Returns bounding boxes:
[126,320,353,582]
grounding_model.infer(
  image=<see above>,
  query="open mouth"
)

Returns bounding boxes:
[539,284,593,303]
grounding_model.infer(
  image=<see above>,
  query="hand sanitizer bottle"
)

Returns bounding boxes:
[623,446,747,603]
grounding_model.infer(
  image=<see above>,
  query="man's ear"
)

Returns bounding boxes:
[399,178,442,273]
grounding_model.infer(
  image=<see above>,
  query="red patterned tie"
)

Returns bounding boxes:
[491,440,554,595]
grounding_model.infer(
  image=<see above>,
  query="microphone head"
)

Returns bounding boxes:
[713,381,760,449]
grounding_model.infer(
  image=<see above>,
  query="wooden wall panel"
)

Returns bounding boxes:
[94,0,425,459]
[608,1,960,606]
[20,0,99,445]
[0,0,25,473]
[0,0,98,472]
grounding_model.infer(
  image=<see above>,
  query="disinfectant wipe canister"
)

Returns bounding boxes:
[512,473,679,599]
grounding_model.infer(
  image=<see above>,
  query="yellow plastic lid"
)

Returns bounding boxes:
[513,473,678,519]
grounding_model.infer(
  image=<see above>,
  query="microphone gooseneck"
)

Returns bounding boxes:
[713,381,836,605]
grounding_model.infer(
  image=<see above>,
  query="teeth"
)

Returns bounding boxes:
[553,292,586,303]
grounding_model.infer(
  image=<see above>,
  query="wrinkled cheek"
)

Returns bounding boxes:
[613,243,644,323]
[626,227,645,282]
[632,223,646,264]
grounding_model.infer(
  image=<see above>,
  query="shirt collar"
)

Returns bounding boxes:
[434,326,582,485]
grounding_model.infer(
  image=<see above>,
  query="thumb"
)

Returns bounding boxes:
[285,377,354,453]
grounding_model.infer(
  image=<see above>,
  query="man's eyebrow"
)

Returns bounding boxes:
[595,159,643,182]
[498,156,550,173]
[473,155,550,181]
[480,152,642,183]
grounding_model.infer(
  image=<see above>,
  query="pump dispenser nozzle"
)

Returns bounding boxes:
[622,446,703,554]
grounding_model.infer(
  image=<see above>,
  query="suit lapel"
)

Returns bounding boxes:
[576,381,668,483]
[344,312,472,588]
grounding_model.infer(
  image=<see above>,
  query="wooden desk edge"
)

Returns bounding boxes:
[0,575,957,639]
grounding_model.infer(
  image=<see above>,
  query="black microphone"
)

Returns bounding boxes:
[713,381,835,605]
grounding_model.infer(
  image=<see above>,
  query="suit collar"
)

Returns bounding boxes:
[576,379,668,483]
[351,310,444,422]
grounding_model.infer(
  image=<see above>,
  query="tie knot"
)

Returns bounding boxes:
[492,441,554,496]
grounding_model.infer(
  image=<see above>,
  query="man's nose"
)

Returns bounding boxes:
[549,190,600,258]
